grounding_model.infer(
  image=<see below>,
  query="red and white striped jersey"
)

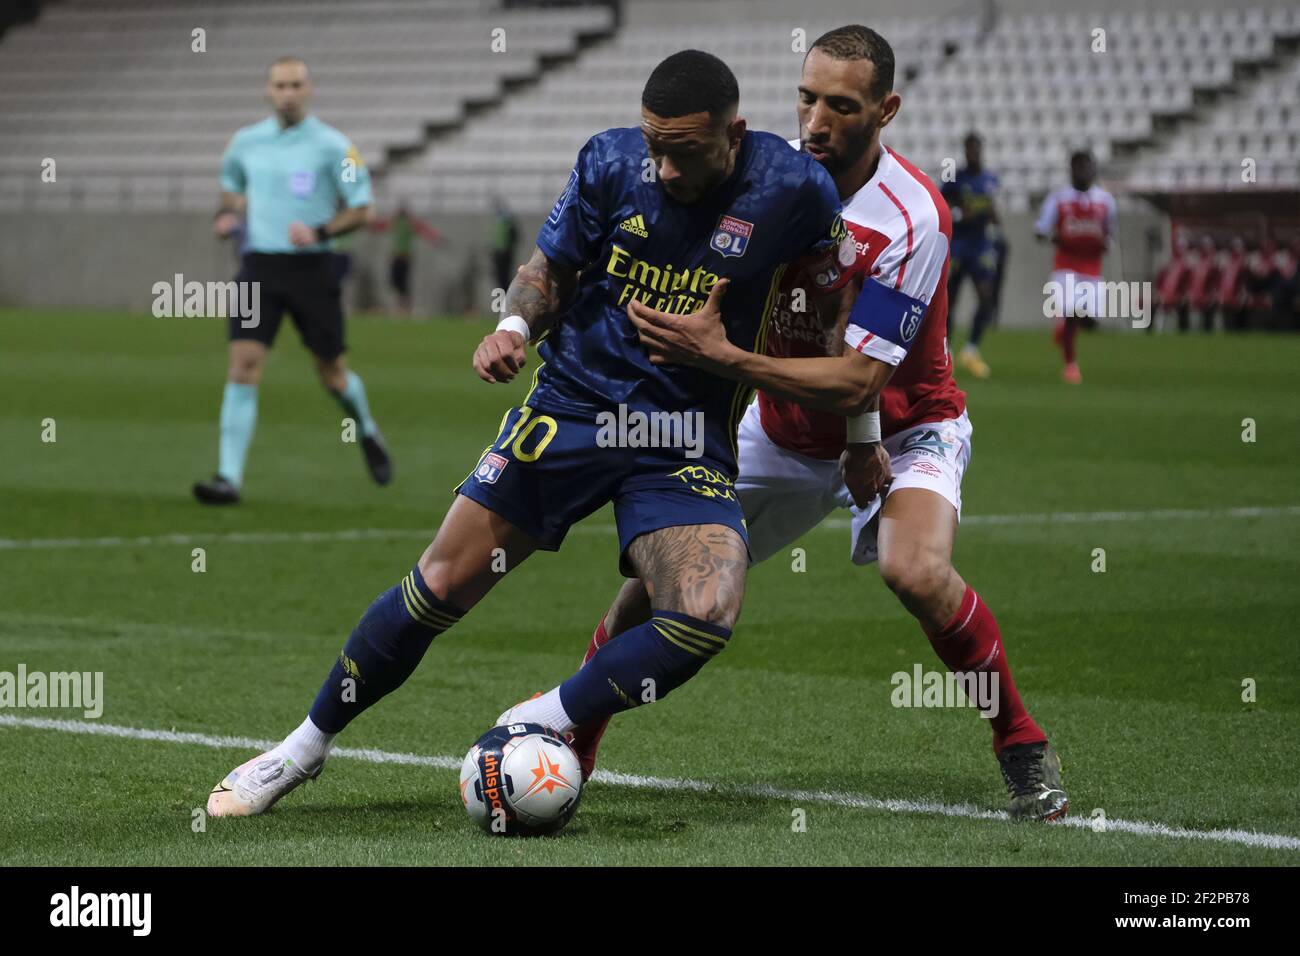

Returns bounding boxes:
[759,144,964,460]
[1035,184,1117,276]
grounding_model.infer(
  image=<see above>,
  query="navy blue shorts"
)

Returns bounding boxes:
[949,235,999,284]
[456,403,748,573]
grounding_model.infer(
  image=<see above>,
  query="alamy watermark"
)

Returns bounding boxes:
[596,403,705,459]
[1043,274,1152,329]
[890,664,999,718]
[50,886,150,936]
[152,274,260,328]
[0,664,103,718]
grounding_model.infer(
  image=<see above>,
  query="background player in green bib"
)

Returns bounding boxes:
[370,204,442,318]
[196,56,391,504]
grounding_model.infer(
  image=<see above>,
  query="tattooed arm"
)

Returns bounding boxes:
[472,245,578,384]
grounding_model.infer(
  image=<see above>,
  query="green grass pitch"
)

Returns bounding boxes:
[0,307,1297,865]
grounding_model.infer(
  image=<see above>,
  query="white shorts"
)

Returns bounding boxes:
[735,400,972,566]
[1050,270,1107,319]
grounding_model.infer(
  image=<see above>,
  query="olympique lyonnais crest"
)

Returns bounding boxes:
[711,214,753,258]
[475,451,509,484]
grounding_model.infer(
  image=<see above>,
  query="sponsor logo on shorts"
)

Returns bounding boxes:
[475,452,509,484]
[910,460,943,478]
[668,464,738,502]
[898,428,952,457]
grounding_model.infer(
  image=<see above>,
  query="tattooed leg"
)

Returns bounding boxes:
[512,525,748,732]
[626,523,748,630]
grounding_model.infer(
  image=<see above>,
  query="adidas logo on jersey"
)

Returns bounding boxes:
[619,214,649,238]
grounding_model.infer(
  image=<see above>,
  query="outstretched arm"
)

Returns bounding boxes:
[413,216,444,245]
[472,245,577,384]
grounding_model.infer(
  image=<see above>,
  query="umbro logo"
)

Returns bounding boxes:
[619,214,649,237]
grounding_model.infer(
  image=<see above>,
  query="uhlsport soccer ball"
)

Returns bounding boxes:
[458,722,583,836]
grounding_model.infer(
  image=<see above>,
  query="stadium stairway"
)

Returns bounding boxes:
[1125,23,1300,194]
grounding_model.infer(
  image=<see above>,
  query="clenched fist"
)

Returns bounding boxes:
[840,441,892,508]
[473,329,527,383]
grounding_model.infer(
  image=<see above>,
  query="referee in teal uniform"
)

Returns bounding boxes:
[197,56,391,504]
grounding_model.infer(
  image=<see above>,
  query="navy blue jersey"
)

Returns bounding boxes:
[941,166,998,239]
[530,127,850,472]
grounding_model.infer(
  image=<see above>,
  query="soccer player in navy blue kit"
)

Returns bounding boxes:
[207,50,865,816]
[195,56,391,505]
[942,132,1002,379]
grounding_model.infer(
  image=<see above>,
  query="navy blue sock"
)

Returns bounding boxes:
[309,569,463,733]
[969,297,995,347]
[558,610,730,724]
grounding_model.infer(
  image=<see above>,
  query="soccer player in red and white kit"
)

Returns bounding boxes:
[1036,150,1118,384]
[564,25,1067,821]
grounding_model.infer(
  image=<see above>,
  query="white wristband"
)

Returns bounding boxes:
[846,409,881,443]
[496,314,530,343]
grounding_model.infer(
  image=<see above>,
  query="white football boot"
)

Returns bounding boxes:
[495,692,574,743]
[207,748,321,817]
[495,692,542,728]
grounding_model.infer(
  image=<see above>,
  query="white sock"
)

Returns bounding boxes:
[513,688,576,735]
[282,716,335,772]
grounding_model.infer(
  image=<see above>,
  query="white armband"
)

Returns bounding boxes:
[846,409,881,443]
[496,314,530,343]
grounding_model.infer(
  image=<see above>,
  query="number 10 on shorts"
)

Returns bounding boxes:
[500,407,558,463]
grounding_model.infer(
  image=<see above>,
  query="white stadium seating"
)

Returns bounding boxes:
[0,0,614,209]
[1,0,1297,211]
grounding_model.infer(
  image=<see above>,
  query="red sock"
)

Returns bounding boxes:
[1061,316,1079,364]
[923,586,1045,755]
[570,615,613,779]
[580,615,611,666]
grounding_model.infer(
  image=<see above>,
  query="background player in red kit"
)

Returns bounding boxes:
[566,25,1067,821]
[1036,150,1118,383]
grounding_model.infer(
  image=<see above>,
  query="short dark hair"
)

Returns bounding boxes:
[964,131,982,146]
[809,24,895,101]
[641,50,739,120]
[1070,149,1094,166]
[268,55,307,75]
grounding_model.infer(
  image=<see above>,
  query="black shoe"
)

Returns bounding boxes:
[999,741,1069,821]
[193,474,240,505]
[360,431,393,485]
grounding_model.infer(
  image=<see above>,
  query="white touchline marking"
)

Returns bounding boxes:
[0,529,434,550]
[3,715,1297,852]
[1,505,1297,551]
